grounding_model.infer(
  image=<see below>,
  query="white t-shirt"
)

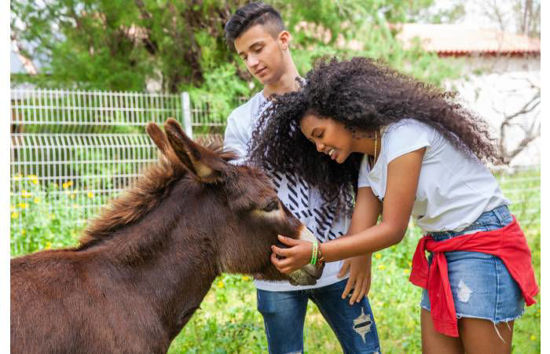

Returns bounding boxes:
[224,91,350,292]
[358,119,509,232]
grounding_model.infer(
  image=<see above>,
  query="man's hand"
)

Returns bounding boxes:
[338,254,372,305]
[271,235,312,274]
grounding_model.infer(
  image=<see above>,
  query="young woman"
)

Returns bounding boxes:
[249,57,538,353]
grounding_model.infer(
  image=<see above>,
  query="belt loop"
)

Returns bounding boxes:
[493,205,505,224]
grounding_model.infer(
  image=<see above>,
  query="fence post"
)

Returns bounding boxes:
[181,92,193,139]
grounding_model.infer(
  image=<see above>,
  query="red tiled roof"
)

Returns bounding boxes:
[394,23,540,56]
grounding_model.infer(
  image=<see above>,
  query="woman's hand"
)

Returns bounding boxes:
[271,235,313,274]
[338,255,372,305]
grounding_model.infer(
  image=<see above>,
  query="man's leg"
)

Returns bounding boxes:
[310,279,381,354]
[257,289,308,354]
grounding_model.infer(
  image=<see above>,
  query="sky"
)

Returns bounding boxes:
[427,0,518,29]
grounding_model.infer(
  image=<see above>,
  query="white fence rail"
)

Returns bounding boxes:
[10,88,540,254]
[10,89,202,253]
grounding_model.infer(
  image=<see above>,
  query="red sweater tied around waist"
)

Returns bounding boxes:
[409,217,539,337]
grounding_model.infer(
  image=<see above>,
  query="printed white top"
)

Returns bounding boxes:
[224,91,350,292]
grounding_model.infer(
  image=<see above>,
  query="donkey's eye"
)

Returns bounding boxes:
[263,200,279,212]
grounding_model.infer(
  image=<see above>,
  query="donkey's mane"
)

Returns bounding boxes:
[77,142,237,250]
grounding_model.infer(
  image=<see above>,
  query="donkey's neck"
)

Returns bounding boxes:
[83,185,222,342]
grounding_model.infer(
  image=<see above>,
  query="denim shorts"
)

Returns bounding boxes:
[420,205,525,323]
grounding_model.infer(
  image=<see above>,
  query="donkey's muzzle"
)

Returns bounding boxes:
[287,226,325,286]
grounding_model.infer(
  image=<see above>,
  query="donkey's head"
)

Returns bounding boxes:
[146,118,323,285]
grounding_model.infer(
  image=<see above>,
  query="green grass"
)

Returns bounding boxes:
[11,168,540,353]
[163,222,539,353]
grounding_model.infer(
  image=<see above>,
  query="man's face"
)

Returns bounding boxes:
[234,24,288,86]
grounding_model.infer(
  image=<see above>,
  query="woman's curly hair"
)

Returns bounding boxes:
[249,57,500,215]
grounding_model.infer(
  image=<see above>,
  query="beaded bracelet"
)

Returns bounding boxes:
[317,244,325,266]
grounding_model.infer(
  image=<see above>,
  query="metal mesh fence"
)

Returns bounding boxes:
[10,89,540,254]
[10,89,191,253]
[11,89,185,131]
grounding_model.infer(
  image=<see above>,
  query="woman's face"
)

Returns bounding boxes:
[300,113,354,164]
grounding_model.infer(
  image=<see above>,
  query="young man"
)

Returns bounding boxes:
[223,3,381,353]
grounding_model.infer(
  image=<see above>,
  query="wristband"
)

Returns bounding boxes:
[310,240,318,265]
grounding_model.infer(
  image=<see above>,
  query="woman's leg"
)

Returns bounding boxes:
[421,309,463,354]
[458,318,514,353]
[421,309,514,354]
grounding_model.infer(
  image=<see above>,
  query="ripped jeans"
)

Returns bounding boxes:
[257,278,381,354]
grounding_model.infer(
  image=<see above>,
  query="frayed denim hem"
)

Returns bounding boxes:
[419,303,525,323]
[420,305,525,341]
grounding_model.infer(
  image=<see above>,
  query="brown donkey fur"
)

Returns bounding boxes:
[11,118,322,354]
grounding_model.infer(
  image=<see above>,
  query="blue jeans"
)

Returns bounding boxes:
[257,279,381,354]
[420,205,525,322]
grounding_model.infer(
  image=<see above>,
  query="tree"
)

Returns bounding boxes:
[11,0,458,86]
[496,81,540,165]
[479,0,540,36]
[11,0,459,119]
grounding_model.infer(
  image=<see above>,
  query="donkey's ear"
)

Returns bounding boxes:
[146,122,186,172]
[163,118,226,183]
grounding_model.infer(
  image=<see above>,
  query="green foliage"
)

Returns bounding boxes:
[11,168,540,352]
[12,0,461,120]
[10,176,90,255]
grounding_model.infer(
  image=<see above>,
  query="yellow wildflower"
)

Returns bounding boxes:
[21,190,32,198]
[530,335,536,341]
[403,269,409,275]
[378,264,386,270]
[375,253,382,259]
[33,197,41,204]
[13,173,22,181]
[17,203,28,209]
[242,275,251,281]
[87,191,94,199]
[62,181,73,189]
[45,242,52,250]
[21,229,26,236]
[217,280,224,288]
[11,211,19,219]
[28,175,39,185]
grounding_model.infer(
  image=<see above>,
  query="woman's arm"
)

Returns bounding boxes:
[338,186,382,303]
[271,148,425,272]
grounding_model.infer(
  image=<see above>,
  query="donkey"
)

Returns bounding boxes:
[11,118,323,354]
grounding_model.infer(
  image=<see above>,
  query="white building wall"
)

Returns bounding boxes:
[444,56,540,167]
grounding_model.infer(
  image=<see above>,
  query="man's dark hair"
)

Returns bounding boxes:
[224,2,285,51]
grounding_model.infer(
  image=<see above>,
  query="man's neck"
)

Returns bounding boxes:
[263,64,300,98]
